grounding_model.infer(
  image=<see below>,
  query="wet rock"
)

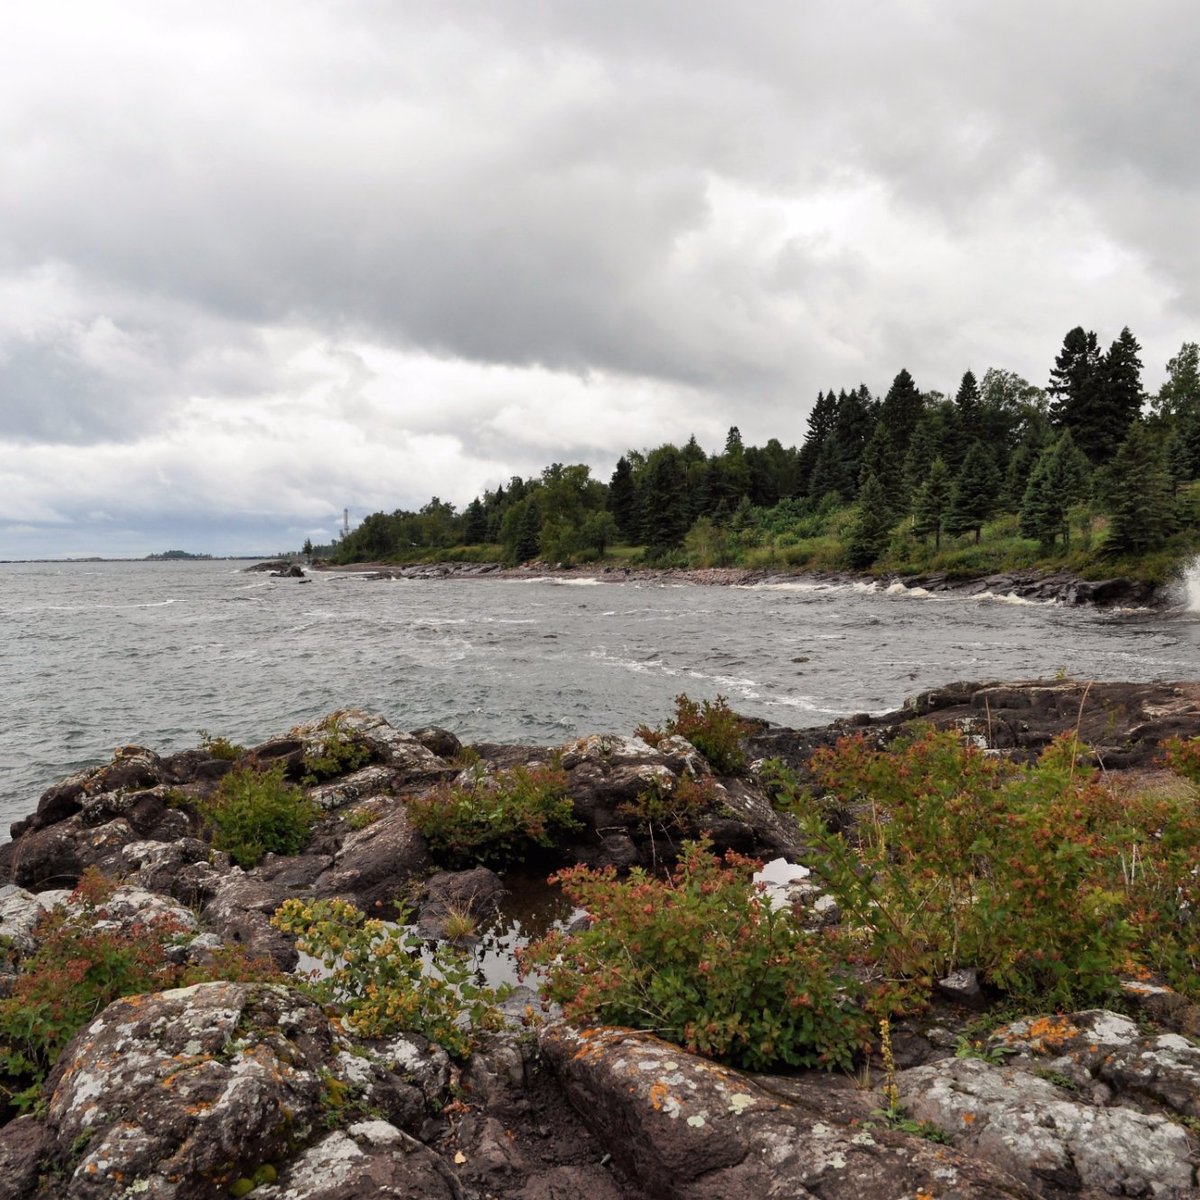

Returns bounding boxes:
[81,883,198,939]
[31,982,346,1199]
[365,1032,452,1113]
[541,1023,1036,1199]
[245,736,307,779]
[559,733,702,827]
[899,1055,1195,1197]
[24,748,166,837]
[159,746,236,785]
[410,725,464,760]
[414,867,506,938]
[751,679,1200,772]
[310,803,432,915]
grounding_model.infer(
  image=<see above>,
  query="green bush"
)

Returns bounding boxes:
[301,715,374,783]
[639,693,749,775]
[406,763,577,867]
[202,764,320,868]
[271,897,509,1059]
[198,729,244,761]
[796,727,1132,1009]
[519,841,872,1071]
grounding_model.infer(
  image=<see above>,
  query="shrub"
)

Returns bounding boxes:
[638,693,749,775]
[796,727,1131,1008]
[201,764,320,868]
[406,763,577,867]
[519,841,872,1071]
[301,715,374,783]
[198,729,244,760]
[618,772,723,835]
[0,870,277,1109]
[271,897,509,1058]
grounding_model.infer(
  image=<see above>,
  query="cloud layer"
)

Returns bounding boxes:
[2,1,1198,556]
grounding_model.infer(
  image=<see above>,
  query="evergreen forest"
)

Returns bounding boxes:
[325,329,1200,583]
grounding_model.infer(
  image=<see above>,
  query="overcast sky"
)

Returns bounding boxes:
[3,1,1199,557]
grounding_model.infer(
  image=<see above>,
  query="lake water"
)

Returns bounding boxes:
[4,559,1200,833]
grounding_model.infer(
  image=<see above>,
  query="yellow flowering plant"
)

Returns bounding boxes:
[271,897,511,1058]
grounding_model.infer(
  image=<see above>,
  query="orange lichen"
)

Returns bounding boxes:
[648,1081,671,1111]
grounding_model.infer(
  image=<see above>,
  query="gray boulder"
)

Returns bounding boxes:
[899,1056,1195,1197]
[24,982,349,1199]
[540,1022,1036,1199]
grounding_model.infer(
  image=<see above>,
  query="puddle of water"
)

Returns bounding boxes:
[753,856,810,910]
[294,871,584,993]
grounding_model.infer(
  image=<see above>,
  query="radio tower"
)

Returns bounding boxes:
[342,508,350,538]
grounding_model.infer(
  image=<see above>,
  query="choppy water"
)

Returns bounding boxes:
[4,559,1199,832]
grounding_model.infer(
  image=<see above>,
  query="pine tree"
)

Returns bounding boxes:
[947,442,1002,543]
[608,456,638,540]
[639,445,690,556]
[1101,326,1144,448]
[515,497,542,562]
[810,388,873,502]
[859,423,903,513]
[845,471,894,567]
[1104,423,1175,556]
[796,389,839,496]
[1048,326,1140,464]
[463,497,487,544]
[912,457,952,549]
[877,368,924,460]
[1019,432,1090,552]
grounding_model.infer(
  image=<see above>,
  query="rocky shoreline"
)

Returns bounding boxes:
[299,559,1170,609]
[2,682,1199,1197]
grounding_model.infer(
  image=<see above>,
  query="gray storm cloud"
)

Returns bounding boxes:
[1,0,1197,555]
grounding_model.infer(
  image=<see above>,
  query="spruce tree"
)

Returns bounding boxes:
[639,445,690,556]
[796,389,838,496]
[1104,422,1175,556]
[902,418,940,505]
[608,456,638,540]
[878,368,924,460]
[1048,326,1141,464]
[463,497,487,544]
[947,442,1002,543]
[954,370,980,420]
[1101,326,1144,448]
[811,388,873,502]
[1019,431,1090,552]
[859,423,903,513]
[515,497,542,562]
[912,457,952,549]
[845,471,894,567]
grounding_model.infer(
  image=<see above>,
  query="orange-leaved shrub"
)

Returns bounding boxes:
[519,840,872,1071]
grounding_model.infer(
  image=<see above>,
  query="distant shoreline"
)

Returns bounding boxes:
[307,558,1170,609]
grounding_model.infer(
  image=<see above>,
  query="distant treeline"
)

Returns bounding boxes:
[329,328,1200,577]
